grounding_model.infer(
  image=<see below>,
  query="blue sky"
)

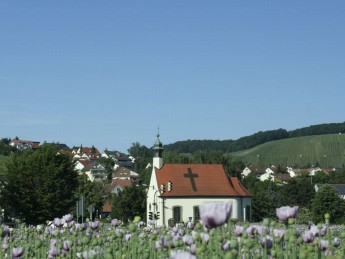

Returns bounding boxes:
[1,1,345,153]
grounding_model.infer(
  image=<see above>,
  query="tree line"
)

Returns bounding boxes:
[164,122,345,153]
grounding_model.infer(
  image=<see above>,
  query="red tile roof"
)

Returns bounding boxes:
[79,147,101,157]
[112,179,133,189]
[155,164,251,197]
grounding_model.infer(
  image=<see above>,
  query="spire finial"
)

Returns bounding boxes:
[157,125,160,138]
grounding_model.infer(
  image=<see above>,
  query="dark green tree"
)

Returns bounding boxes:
[1,144,79,224]
[110,185,146,222]
[243,176,279,221]
[278,175,315,209]
[128,142,151,173]
[311,184,345,224]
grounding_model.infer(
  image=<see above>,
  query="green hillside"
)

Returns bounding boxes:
[231,134,345,168]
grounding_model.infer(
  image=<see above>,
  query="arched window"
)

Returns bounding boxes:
[193,206,200,221]
[173,206,182,223]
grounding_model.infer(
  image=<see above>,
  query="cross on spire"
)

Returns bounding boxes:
[184,168,199,191]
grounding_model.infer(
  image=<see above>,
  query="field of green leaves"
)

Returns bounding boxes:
[231,134,345,168]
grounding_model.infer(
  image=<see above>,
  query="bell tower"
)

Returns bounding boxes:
[152,129,163,169]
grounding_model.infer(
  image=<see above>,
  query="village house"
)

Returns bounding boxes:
[147,135,252,227]
[9,139,40,150]
[112,166,139,183]
[75,159,107,182]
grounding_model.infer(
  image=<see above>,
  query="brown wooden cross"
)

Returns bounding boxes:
[184,168,199,191]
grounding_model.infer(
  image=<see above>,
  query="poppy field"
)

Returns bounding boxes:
[1,203,345,258]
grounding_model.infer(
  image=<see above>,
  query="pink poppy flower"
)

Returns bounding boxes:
[276,206,298,221]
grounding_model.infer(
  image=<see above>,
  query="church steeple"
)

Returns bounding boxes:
[153,128,163,169]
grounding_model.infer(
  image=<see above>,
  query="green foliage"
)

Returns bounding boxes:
[296,207,313,224]
[279,175,315,209]
[1,144,79,224]
[128,142,152,173]
[110,185,146,222]
[329,167,345,183]
[75,174,105,219]
[311,184,345,224]
[243,177,279,221]
[0,138,18,156]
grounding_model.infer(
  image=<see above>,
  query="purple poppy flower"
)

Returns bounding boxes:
[309,225,320,237]
[160,235,174,248]
[48,247,60,258]
[124,233,132,241]
[333,237,341,247]
[147,219,155,226]
[75,223,87,231]
[50,239,57,248]
[12,247,24,258]
[144,225,152,233]
[2,239,8,250]
[171,251,196,259]
[154,240,162,250]
[3,225,10,235]
[246,225,257,238]
[172,227,179,234]
[320,224,328,237]
[53,218,63,228]
[273,229,286,238]
[182,235,194,246]
[200,233,210,244]
[63,240,72,252]
[259,235,273,249]
[178,228,185,236]
[76,249,97,259]
[62,214,74,223]
[111,219,121,227]
[188,244,197,254]
[302,230,315,243]
[89,221,100,231]
[318,239,329,251]
[187,222,195,229]
[253,224,266,235]
[199,202,232,229]
[221,240,231,251]
[276,206,298,221]
[234,225,244,236]
[137,221,145,228]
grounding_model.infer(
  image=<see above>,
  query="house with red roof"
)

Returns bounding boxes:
[147,135,252,227]
[72,145,101,159]
[10,139,40,150]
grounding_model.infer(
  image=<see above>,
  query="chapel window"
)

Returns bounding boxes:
[173,206,182,223]
[193,206,200,221]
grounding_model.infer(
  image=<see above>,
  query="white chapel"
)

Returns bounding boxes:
[146,135,252,227]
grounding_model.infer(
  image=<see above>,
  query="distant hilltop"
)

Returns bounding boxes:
[164,122,345,154]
